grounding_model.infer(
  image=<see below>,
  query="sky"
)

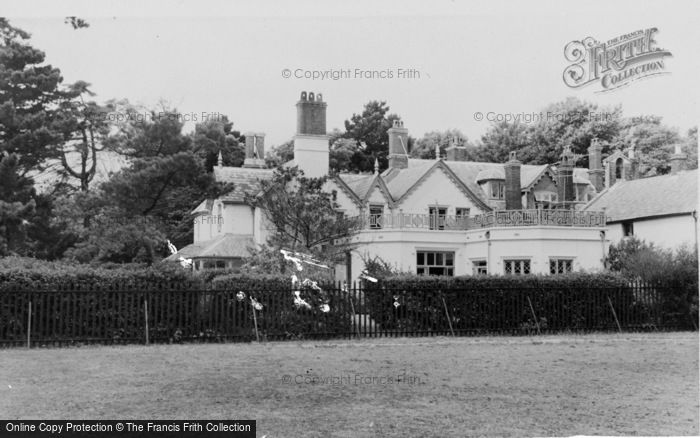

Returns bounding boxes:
[6,0,700,148]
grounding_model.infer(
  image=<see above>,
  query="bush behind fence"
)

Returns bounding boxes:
[0,276,696,347]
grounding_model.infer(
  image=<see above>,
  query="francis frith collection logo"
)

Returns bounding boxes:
[563,28,672,92]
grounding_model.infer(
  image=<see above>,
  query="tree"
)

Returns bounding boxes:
[614,115,681,176]
[0,19,67,175]
[265,139,294,168]
[244,167,360,269]
[193,116,244,172]
[474,121,532,163]
[0,154,36,255]
[0,19,81,256]
[525,97,622,167]
[412,129,476,160]
[61,107,231,263]
[606,237,698,327]
[54,81,116,192]
[343,100,404,172]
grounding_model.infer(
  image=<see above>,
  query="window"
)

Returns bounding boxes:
[456,207,470,217]
[369,205,383,229]
[455,207,471,228]
[217,204,223,232]
[472,260,488,275]
[622,221,634,237]
[549,259,573,274]
[615,158,623,180]
[417,251,454,276]
[428,207,447,230]
[203,259,226,269]
[490,181,505,199]
[504,259,531,275]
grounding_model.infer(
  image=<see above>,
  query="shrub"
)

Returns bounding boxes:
[362,272,633,332]
[606,239,698,327]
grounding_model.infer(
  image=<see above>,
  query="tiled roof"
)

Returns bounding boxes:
[165,234,255,260]
[213,166,274,203]
[584,170,698,222]
[367,159,593,207]
[337,173,376,200]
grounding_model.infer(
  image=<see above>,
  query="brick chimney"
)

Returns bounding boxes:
[587,139,604,192]
[388,120,409,169]
[504,151,522,210]
[670,144,687,174]
[557,145,576,208]
[293,92,329,178]
[243,132,266,168]
[445,137,468,161]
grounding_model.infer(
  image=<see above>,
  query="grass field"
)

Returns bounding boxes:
[1,332,698,437]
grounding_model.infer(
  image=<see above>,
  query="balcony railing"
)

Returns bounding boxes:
[358,210,606,231]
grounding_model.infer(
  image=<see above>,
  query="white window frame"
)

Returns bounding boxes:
[416,250,455,276]
[504,259,531,275]
[549,258,573,274]
[471,259,488,275]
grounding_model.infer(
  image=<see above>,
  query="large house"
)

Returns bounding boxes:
[170,91,697,281]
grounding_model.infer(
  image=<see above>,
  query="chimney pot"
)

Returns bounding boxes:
[296,91,327,135]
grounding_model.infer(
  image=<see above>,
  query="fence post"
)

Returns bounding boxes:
[607,295,622,333]
[144,296,149,345]
[349,284,360,338]
[251,302,260,342]
[441,296,455,337]
[527,296,541,335]
[26,298,32,349]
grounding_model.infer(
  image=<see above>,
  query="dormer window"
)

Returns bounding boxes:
[490,181,505,199]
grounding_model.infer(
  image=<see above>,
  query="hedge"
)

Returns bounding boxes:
[361,272,637,332]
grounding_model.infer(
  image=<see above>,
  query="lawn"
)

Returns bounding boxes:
[1,332,697,437]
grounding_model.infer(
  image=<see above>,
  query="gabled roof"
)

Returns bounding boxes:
[213,166,274,203]
[362,174,395,206]
[165,234,255,261]
[381,160,493,210]
[584,169,698,222]
[192,199,214,216]
[336,173,375,200]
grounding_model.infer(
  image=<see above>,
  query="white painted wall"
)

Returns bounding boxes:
[606,214,697,249]
[294,134,329,178]
[464,226,606,275]
[193,201,255,243]
[325,180,361,216]
[395,166,488,215]
[347,225,606,281]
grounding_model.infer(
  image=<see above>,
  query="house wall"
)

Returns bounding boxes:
[347,225,606,281]
[464,226,606,275]
[194,202,255,243]
[395,167,488,215]
[326,180,362,216]
[348,229,471,280]
[606,214,697,249]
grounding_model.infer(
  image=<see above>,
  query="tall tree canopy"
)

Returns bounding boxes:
[193,116,244,172]
[411,129,476,160]
[343,100,407,172]
[60,108,231,263]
